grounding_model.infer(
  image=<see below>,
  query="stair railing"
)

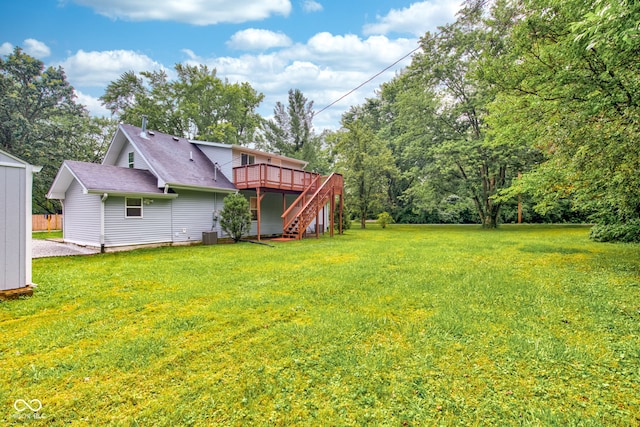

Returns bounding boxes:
[281,173,341,239]
[281,174,322,236]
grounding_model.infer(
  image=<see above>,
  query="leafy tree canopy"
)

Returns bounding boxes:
[261,88,331,174]
[486,0,640,227]
[100,64,264,145]
[1,47,112,213]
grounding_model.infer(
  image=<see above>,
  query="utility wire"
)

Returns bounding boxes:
[314,44,423,117]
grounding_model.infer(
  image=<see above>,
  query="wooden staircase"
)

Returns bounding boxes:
[281,173,343,239]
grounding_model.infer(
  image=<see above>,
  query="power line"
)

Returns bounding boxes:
[314,44,422,117]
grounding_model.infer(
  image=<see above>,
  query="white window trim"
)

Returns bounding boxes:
[125,197,143,218]
[250,196,258,221]
[241,153,255,166]
[128,151,135,168]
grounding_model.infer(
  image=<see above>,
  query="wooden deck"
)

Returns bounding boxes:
[233,164,320,192]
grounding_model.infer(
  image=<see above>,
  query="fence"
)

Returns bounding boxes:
[32,214,62,231]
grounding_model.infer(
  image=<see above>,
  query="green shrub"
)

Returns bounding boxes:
[590,220,640,242]
[220,192,252,242]
[376,211,394,229]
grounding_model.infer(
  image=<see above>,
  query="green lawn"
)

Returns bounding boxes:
[31,231,62,240]
[2,225,639,426]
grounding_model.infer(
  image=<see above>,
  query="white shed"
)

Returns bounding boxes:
[0,149,40,298]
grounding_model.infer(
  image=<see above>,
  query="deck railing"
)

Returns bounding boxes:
[282,173,343,239]
[233,164,320,191]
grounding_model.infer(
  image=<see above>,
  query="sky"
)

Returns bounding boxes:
[1,0,462,131]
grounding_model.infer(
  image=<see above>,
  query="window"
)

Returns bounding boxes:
[250,197,258,221]
[125,197,143,218]
[128,152,135,168]
[241,153,255,166]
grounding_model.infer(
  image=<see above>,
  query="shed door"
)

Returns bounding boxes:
[1,166,26,290]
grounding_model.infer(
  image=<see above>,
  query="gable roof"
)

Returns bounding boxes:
[47,160,177,200]
[115,124,236,192]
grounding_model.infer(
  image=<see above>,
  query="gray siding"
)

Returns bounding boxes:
[242,191,298,237]
[197,145,233,182]
[114,141,151,171]
[1,165,26,290]
[104,196,172,247]
[0,152,22,164]
[171,190,221,242]
[63,180,101,247]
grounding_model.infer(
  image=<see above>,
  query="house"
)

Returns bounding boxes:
[0,149,41,298]
[47,122,343,251]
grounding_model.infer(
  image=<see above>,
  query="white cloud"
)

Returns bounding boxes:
[181,49,200,61]
[187,33,418,130]
[71,0,292,25]
[0,42,13,55]
[23,39,51,58]
[227,29,292,51]
[363,0,461,36]
[303,33,416,68]
[74,89,111,117]
[58,49,166,87]
[301,0,322,13]
[0,39,51,59]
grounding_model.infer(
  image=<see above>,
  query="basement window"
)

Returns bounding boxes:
[125,197,143,218]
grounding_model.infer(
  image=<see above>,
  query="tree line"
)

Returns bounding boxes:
[2,0,638,241]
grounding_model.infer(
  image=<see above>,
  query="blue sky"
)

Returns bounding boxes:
[1,0,461,131]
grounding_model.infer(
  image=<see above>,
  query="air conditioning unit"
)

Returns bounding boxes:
[202,231,218,245]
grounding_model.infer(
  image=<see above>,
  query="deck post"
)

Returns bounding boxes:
[257,187,261,241]
[339,192,343,235]
[330,188,335,237]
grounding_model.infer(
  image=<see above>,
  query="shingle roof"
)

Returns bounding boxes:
[64,160,166,194]
[119,124,236,191]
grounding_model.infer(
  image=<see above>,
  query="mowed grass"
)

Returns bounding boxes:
[2,225,639,426]
[31,231,62,240]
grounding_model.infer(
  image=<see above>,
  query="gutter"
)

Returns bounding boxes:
[87,190,178,199]
[165,183,237,193]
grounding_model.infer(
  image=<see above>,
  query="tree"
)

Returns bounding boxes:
[263,89,314,157]
[0,47,100,213]
[334,117,397,228]
[100,65,264,144]
[485,0,640,236]
[375,0,541,228]
[100,70,184,137]
[219,193,252,242]
[173,65,264,144]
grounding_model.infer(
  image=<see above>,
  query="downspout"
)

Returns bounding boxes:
[164,184,173,242]
[100,193,108,253]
